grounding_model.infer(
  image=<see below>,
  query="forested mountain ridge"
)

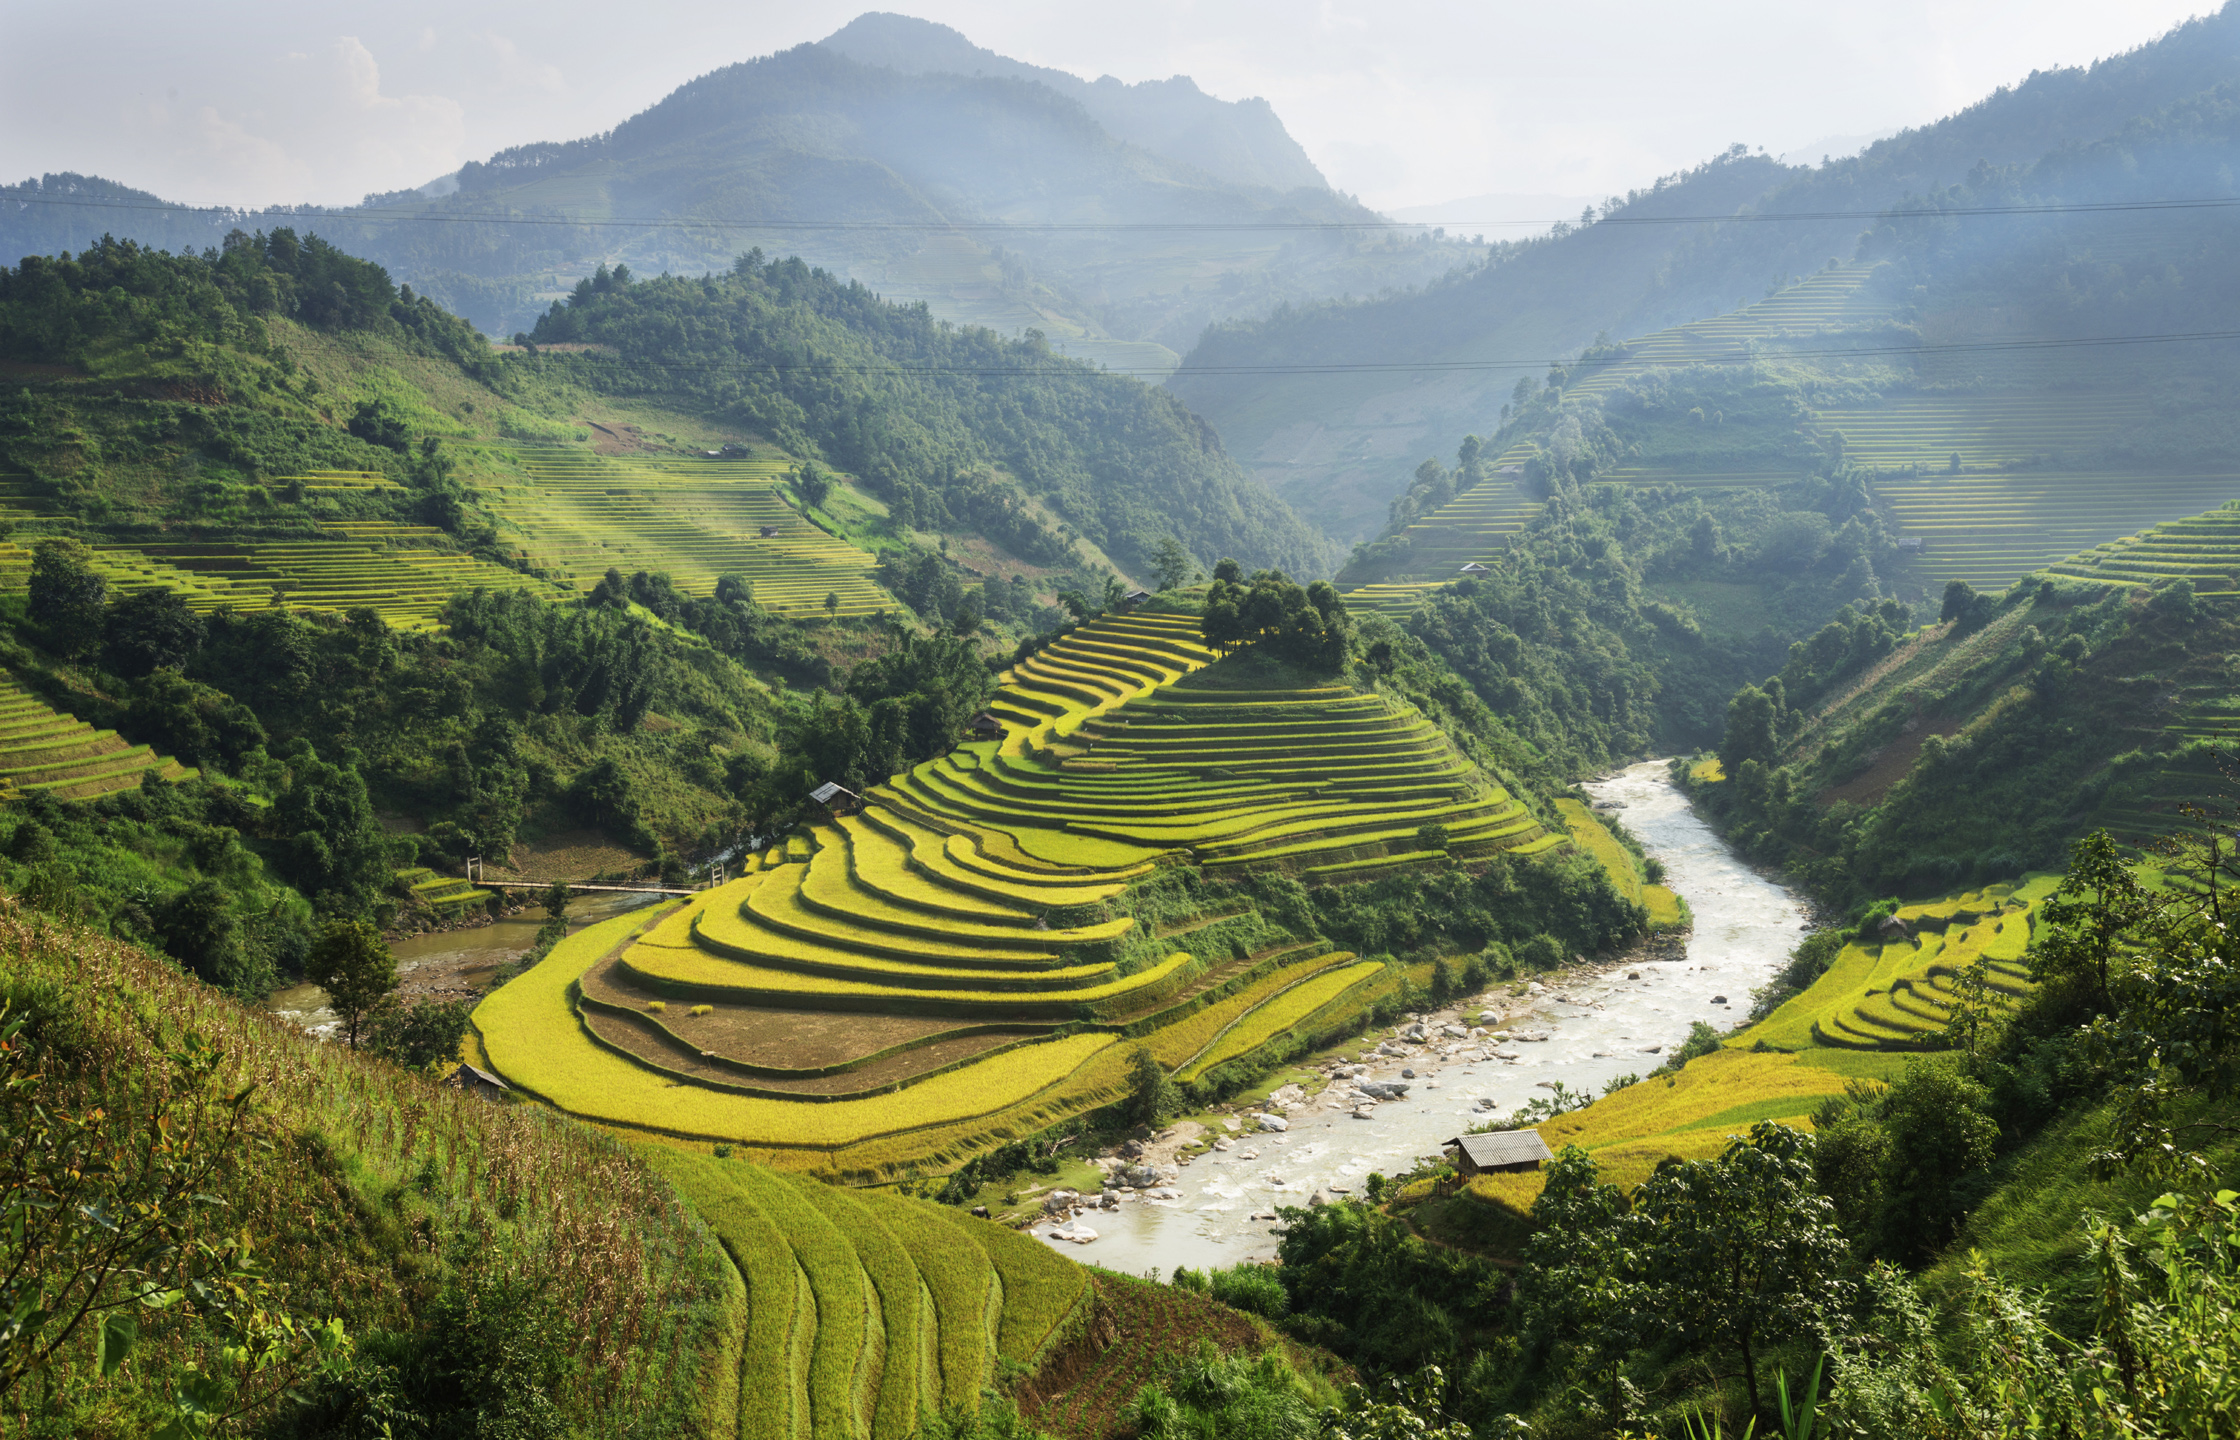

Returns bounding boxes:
[524,251,1335,580]
[0,32,1475,374]
[1174,3,2240,545]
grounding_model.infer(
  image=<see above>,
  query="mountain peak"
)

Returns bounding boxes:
[819,11,1326,193]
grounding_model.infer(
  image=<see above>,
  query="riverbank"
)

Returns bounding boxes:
[1021,760,1811,1272]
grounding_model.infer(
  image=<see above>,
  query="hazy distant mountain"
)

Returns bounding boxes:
[1170,4,2240,544]
[0,31,1473,375]
[818,12,1328,194]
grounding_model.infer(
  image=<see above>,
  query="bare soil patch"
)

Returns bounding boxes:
[482,828,648,884]
[1818,717,1962,808]
[578,954,1047,1089]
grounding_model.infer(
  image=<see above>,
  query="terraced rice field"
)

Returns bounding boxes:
[1349,262,2234,597]
[1355,267,1889,589]
[396,865,496,916]
[1819,394,2139,471]
[0,477,560,631]
[0,449,897,630]
[879,610,1551,873]
[645,1148,1090,1440]
[1877,471,2240,588]
[1750,879,2052,1053]
[0,679,192,798]
[474,604,1585,1174]
[477,451,889,617]
[2046,500,2240,594]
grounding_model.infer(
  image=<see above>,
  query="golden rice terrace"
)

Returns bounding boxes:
[473,606,1568,1177]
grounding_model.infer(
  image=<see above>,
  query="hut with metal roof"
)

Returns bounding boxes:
[1445,1128,1553,1176]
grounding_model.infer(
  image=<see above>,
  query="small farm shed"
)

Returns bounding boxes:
[447,1064,511,1103]
[967,711,1005,741]
[1459,561,1491,575]
[810,780,862,817]
[758,524,780,538]
[1875,914,1912,941]
[1445,1129,1553,1176]
[1121,588,1152,610]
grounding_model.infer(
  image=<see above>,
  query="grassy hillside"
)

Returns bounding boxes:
[471,600,1646,1180]
[523,252,1335,580]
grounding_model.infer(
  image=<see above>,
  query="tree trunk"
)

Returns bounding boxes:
[1741,1326,1760,1422]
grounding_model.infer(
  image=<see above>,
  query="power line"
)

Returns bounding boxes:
[523,326,2240,381]
[8,192,2240,235]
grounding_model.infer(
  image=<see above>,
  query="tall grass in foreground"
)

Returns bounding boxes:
[0,892,732,1437]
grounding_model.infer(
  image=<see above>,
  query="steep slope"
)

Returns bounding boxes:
[1688,507,2240,899]
[818,12,1327,193]
[0,890,737,1436]
[1172,4,2240,544]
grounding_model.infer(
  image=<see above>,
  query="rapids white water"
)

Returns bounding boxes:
[1042,760,1811,1273]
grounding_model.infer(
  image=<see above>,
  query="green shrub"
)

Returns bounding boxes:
[363,996,471,1071]
[1517,934,1566,971]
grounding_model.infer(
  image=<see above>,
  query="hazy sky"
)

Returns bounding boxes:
[0,1,2214,215]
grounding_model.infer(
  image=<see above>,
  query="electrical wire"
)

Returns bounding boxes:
[509,326,2240,381]
[8,192,2240,234]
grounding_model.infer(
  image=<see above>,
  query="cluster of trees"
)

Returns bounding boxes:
[3,538,817,991]
[0,229,491,373]
[523,251,1332,581]
[1715,599,1910,776]
[1382,435,1492,532]
[728,627,995,821]
[1198,562,1351,674]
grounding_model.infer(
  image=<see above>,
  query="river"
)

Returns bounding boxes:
[1043,759,1812,1273]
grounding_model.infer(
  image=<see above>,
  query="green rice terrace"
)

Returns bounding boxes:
[0,677,192,798]
[1749,880,2050,1053]
[1343,260,2240,613]
[476,449,890,617]
[472,607,1571,1178]
[638,1147,1092,1440]
[0,445,896,631]
[0,473,560,632]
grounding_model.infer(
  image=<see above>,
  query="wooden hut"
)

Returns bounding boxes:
[1445,1129,1553,1176]
[810,781,862,817]
[967,711,1005,741]
[446,1064,511,1103]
